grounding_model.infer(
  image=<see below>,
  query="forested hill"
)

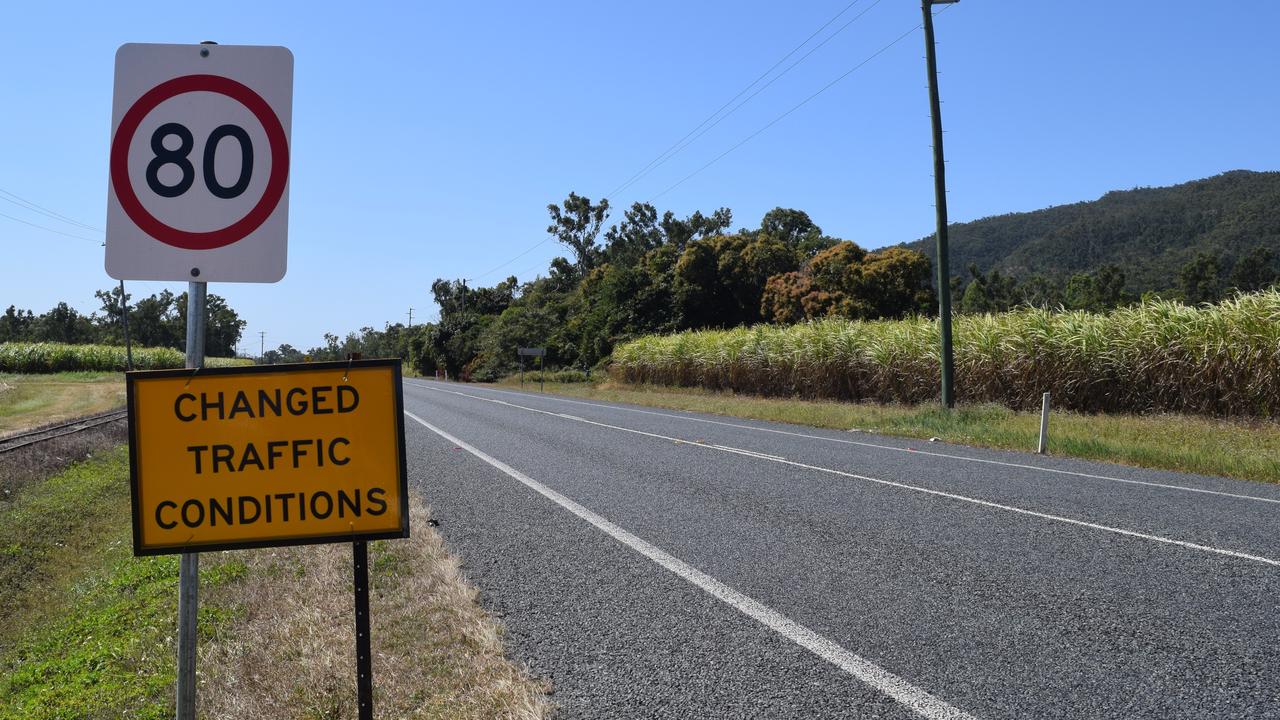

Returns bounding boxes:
[902,170,1280,291]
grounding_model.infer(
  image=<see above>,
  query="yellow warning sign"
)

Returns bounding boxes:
[127,359,409,555]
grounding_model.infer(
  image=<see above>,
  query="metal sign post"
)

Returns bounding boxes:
[353,541,373,720]
[175,280,205,720]
[518,347,546,391]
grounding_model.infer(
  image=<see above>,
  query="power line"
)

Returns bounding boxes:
[470,237,553,281]
[605,0,883,201]
[649,18,934,203]
[463,5,950,292]
[0,210,101,244]
[0,188,103,232]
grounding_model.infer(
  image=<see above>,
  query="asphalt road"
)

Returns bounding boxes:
[401,379,1280,719]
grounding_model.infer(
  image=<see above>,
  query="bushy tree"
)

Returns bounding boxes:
[760,242,931,323]
[1228,245,1277,293]
[547,192,610,273]
[1178,252,1223,304]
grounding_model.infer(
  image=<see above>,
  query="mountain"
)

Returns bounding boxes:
[901,170,1280,291]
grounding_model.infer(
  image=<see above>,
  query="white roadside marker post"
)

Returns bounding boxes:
[1038,392,1051,454]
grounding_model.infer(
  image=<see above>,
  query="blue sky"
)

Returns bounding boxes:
[1,1,1276,352]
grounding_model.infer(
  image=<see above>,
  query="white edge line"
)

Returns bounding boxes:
[406,380,1280,506]
[414,384,1280,569]
[403,409,979,720]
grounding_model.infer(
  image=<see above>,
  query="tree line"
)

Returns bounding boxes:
[0,286,246,358]
[405,195,936,381]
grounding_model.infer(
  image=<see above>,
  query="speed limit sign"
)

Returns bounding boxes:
[105,43,293,283]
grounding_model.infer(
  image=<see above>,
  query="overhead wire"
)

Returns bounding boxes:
[470,237,553,281]
[462,4,955,289]
[648,7,953,203]
[472,0,881,286]
[607,0,885,201]
[0,210,101,243]
[0,188,103,233]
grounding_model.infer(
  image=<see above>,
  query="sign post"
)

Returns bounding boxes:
[518,347,546,392]
[106,42,295,719]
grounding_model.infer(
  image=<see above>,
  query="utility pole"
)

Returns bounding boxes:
[407,307,413,327]
[460,279,467,313]
[259,330,266,361]
[923,0,958,409]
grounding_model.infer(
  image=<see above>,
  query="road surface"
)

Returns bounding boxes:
[401,379,1280,719]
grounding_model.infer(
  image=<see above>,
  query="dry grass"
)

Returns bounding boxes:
[0,372,125,433]
[493,379,1280,483]
[199,496,552,719]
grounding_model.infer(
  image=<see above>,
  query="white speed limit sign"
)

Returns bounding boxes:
[105,43,293,283]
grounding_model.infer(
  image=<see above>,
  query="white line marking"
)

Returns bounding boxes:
[403,410,979,720]
[406,380,1280,506]
[414,384,1280,568]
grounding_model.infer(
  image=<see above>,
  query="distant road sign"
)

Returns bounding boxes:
[127,360,408,555]
[518,347,546,357]
[106,43,293,283]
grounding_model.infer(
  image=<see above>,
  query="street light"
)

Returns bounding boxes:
[923,0,958,408]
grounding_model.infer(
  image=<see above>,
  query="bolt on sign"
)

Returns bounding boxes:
[127,360,409,555]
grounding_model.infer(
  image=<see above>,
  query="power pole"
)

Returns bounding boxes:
[460,279,467,313]
[407,307,413,327]
[923,0,959,409]
[259,330,266,360]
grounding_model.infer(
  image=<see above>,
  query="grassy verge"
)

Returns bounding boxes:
[198,497,551,719]
[1,445,550,719]
[0,372,125,433]
[0,447,187,719]
[493,377,1280,483]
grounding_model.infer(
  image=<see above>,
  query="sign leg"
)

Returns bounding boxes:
[175,553,199,719]
[354,541,374,720]
[175,280,206,720]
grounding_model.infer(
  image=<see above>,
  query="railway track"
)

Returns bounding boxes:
[0,409,129,455]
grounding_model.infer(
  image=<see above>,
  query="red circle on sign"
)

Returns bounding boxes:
[110,74,289,250]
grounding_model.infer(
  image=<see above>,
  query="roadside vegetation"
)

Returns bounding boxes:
[0,441,550,719]
[0,349,549,718]
[0,343,251,373]
[612,289,1280,418]
[493,378,1280,483]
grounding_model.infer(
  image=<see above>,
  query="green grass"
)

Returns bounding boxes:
[0,372,125,432]
[492,379,1280,483]
[612,289,1280,418]
[0,447,236,719]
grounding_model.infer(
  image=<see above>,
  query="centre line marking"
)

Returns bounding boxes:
[404,410,979,720]
[414,384,1280,568]
[408,381,1280,506]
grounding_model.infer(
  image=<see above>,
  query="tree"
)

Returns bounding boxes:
[94,285,131,344]
[1017,274,1062,309]
[1228,246,1278,293]
[0,305,34,342]
[129,290,181,348]
[603,202,663,266]
[760,242,932,322]
[173,292,245,357]
[1178,252,1223,304]
[29,302,95,343]
[958,264,1019,314]
[547,192,610,273]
